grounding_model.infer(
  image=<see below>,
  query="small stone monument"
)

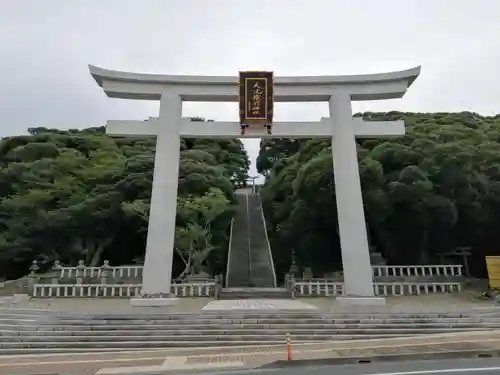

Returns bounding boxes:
[184,271,211,283]
[289,248,299,278]
[302,267,313,280]
[370,252,387,266]
[49,260,62,284]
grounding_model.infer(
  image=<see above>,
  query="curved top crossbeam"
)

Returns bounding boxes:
[89,65,421,102]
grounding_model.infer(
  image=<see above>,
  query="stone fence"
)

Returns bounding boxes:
[23,260,464,298]
[373,265,462,278]
[58,262,143,279]
[26,260,221,298]
[293,280,462,298]
[53,263,463,281]
[32,282,215,298]
[31,280,462,298]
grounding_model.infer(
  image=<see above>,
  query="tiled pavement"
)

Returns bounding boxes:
[201,299,318,310]
[3,293,492,314]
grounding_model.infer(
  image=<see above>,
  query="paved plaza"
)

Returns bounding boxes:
[0,294,492,314]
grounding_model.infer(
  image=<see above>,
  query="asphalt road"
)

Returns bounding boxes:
[185,358,500,375]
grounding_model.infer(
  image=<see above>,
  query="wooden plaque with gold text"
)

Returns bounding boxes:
[239,71,274,126]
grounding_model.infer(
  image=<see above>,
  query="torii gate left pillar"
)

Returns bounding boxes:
[89,65,420,306]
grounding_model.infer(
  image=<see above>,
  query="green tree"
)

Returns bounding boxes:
[0,127,248,279]
[261,112,500,279]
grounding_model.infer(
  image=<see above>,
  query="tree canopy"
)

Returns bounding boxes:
[258,112,500,280]
[0,125,249,280]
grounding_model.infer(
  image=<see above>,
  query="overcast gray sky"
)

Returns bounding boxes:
[1,0,499,176]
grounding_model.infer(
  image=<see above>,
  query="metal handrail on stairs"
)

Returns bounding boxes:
[245,191,255,287]
[257,193,277,288]
[224,218,235,288]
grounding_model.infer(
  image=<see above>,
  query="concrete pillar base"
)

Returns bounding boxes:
[129,297,180,307]
[13,294,30,303]
[336,296,386,306]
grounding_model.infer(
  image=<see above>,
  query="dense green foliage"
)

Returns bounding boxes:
[3,111,500,282]
[0,124,249,280]
[258,112,500,280]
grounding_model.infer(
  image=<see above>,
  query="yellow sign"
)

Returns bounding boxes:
[486,256,500,289]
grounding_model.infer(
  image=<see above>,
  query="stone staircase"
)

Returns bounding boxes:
[224,189,281,298]
[226,193,252,288]
[2,307,500,354]
[219,287,290,300]
[247,193,276,288]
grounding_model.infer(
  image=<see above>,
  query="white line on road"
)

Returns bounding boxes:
[96,356,244,374]
[364,366,500,375]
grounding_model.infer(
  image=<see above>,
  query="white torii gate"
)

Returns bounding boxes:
[89,65,420,305]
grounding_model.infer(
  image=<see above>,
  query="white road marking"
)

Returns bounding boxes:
[96,364,163,374]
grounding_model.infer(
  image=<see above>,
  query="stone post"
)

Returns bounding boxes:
[290,273,296,300]
[27,260,40,296]
[76,260,86,285]
[51,260,62,284]
[100,260,112,285]
[289,248,298,279]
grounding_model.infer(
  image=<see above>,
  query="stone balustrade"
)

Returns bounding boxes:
[58,264,143,279]
[294,280,462,297]
[372,265,463,278]
[32,282,216,298]
[55,263,463,281]
[26,261,463,298]
[33,280,460,298]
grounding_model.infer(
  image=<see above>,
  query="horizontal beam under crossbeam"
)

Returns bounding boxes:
[105,118,405,139]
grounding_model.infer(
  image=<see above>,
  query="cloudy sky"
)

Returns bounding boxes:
[1,0,499,176]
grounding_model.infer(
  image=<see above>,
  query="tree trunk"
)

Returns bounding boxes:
[178,257,192,279]
[417,230,430,265]
[89,246,105,267]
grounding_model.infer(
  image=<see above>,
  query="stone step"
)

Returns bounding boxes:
[4,317,500,326]
[3,310,498,319]
[226,194,252,288]
[0,327,491,339]
[2,319,494,326]
[1,314,488,323]
[247,194,276,288]
[0,309,66,316]
[218,293,291,299]
[3,322,500,333]
[0,332,439,343]
[0,337,410,354]
[4,322,500,332]
[0,340,291,350]
[0,334,422,351]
